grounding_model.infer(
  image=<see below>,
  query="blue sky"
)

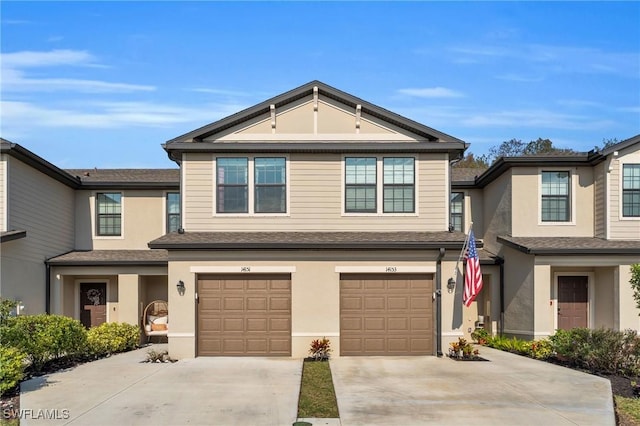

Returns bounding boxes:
[1,1,639,168]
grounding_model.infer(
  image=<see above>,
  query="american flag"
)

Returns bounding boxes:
[463,229,483,307]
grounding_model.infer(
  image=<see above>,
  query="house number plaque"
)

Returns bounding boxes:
[240,266,251,272]
[385,267,398,272]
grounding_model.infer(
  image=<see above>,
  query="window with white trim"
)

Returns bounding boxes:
[255,157,286,213]
[216,158,248,213]
[450,192,464,232]
[166,192,181,232]
[383,157,415,213]
[345,157,376,213]
[96,192,122,236]
[622,164,640,217]
[541,171,570,222]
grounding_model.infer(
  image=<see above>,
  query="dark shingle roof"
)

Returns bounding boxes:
[451,167,487,184]
[66,169,179,184]
[1,230,27,243]
[498,236,640,255]
[47,250,168,265]
[149,231,475,250]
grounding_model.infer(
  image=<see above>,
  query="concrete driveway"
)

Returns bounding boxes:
[330,346,615,426]
[20,345,302,425]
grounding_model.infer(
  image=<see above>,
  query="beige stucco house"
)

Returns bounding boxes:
[1,81,638,359]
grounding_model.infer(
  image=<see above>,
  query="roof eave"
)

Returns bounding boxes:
[0,230,27,243]
[46,260,168,266]
[1,142,80,188]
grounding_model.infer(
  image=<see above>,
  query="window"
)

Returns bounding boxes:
[450,192,464,232]
[345,157,377,213]
[166,192,181,232]
[622,164,640,217]
[96,192,122,236]
[217,158,248,213]
[541,171,570,222]
[383,157,415,213]
[255,158,286,213]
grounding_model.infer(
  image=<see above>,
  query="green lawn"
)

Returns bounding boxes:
[616,396,640,425]
[297,360,339,418]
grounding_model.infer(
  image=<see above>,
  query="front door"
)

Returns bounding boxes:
[80,283,107,328]
[557,276,588,330]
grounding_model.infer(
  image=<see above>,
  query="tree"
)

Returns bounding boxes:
[454,152,489,169]
[488,138,526,159]
[594,137,620,152]
[630,264,640,315]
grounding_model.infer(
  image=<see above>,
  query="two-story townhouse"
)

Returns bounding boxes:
[1,140,77,314]
[46,169,179,329]
[0,138,179,330]
[148,81,500,358]
[452,135,640,341]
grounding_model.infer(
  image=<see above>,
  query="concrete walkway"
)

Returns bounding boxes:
[20,345,302,425]
[330,346,615,426]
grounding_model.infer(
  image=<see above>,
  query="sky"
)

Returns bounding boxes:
[1,1,639,169]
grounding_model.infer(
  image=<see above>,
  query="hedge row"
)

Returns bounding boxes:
[0,314,140,396]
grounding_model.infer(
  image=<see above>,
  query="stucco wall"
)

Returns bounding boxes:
[502,247,535,338]
[481,169,512,254]
[74,189,167,250]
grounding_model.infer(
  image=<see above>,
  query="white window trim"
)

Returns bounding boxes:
[212,154,290,217]
[538,168,576,226]
[92,191,124,240]
[619,162,640,221]
[74,278,110,324]
[341,155,419,217]
[552,272,594,331]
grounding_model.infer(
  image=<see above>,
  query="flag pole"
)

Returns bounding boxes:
[453,221,473,282]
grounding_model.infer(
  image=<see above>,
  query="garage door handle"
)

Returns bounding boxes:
[195,292,199,302]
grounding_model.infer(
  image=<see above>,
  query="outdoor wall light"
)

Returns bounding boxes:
[176,280,185,295]
[447,278,456,293]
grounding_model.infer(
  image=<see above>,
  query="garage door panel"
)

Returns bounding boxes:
[364,296,385,310]
[197,274,291,356]
[340,273,433,356]
[269,297,289,311]
[247,297,267,311]
[364,317,385,331]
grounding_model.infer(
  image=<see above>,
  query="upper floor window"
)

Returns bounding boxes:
[255,158,286,213]
[96,192,122,236]
[217,158,248,213]
[450,192,464,232]
[383,157,415,213]
[345,157,376,213]
[622,164,640,217]
[166,192,181,232]
[541,171,570,222]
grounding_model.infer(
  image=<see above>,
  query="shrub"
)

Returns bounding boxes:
[309,337,332,361]
[487,336,529,355]
[0,298,17,326]
[471,328,490,344]
[526,339,553,360]
[549,328,640,376]
[86,322,140,357]
[1,315,87,372]
[0,346,26,396]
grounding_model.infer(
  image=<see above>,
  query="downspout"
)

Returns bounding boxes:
[435,248,445,357]
[498,257,505,337]
[45,262,51,315]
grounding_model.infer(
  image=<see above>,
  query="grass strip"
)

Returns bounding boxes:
[616,396,640,425]
[297,360,339,418]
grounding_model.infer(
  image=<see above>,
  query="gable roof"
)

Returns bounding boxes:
[166,80,467,145]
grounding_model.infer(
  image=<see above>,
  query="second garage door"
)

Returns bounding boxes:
[197,274,291,356]
[340,273,433,356]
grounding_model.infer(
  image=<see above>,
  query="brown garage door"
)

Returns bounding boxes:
[340,273,433,356]
[197,274,291,356]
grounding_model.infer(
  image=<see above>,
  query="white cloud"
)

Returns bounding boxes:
[0,100,247,130]
[460,109,615,130]
[1,49,154,93]
[397,87,464,98]
[188,88,253,97]
[495,74,543,83]
[1,49,97,68]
